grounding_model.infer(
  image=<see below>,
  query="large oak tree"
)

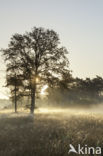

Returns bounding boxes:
[2,27,70,114]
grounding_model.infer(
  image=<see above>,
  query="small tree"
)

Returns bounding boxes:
[6,71,23,112]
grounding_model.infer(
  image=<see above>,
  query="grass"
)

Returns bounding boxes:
[0,108,103,156]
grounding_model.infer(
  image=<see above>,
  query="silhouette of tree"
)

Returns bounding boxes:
[6,73,23,112]
[71,76,103,104]
[1,27,70,113]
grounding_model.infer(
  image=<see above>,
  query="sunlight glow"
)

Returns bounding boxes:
[41,85,48,95]
[36,108,64,114]
[36,77,39,83]
[35,107,103,116]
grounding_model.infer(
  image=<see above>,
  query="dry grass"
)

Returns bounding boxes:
[0,108,103,156]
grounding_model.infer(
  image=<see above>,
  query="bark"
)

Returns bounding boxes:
[14,82,17,113]
[30,87,36,114]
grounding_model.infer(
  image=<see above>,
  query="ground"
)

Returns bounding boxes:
[0,108,103,156]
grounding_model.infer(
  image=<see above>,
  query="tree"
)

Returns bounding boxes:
[5,54,24,112]
[6,73,23,112]
[1,27,70,114]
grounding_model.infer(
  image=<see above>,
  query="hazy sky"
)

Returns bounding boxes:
[0,0,103,97]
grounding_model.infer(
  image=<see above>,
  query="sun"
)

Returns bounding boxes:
[41,85,48,95]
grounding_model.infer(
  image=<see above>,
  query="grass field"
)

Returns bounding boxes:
[0,108,103,156]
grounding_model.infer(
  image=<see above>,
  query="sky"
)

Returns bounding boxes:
[0,0,103,98]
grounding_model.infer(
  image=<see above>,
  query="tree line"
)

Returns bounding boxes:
[47,76,103,107]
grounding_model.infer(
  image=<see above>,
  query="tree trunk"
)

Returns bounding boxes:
[14,83,17,113]
[30,70,37,114]
[30,87,36,114]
